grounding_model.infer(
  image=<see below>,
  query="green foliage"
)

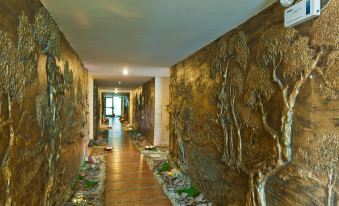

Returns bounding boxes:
[157,161,170,173]
[176,185,200,197]
[77,175,84,180]
[84,180,98,188]
[127,129,139,135]
[149,147,159,152]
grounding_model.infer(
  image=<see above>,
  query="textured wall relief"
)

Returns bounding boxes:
[34,6,61,59]
[170,1,338,205]
[0,2,88,205]
[0,11,38,206]
[294,132,338,205]
[132,78,156,144]
[169,71,194,170]
[211,31,249,169]
[93,83,100,138]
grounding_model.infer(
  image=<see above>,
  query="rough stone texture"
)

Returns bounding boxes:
[132,78,155,144]
[0,0,89,205]
[169,1,338,206]
[93,84,100,139]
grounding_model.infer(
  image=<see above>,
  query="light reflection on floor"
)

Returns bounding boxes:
[104,118,172,205]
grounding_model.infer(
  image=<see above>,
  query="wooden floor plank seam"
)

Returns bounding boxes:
[104,118,172,206]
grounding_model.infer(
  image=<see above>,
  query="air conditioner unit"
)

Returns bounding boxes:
[284,0,320,28]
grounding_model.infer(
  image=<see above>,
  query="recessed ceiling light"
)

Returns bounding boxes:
[123,67,128,75]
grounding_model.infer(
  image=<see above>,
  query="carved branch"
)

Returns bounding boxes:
[257,93,279,140]
[277,50,324,163]
[230,85,243,165]
[246,170,268,206]
[272,51,283,71]
[0,120,12,133]
[327,167,336,206]
[288,50,323,107]
[315,67,334,89]
[2,92,15,206]
[175,95,186,116]
[257,93,283,163]
[272,60,289,107]
[218,59,232,162]
[230,86,238,128]
[15,111,29,134]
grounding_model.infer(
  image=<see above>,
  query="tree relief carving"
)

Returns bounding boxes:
[206,26,338,206]
[33,7,61,58]
[295,132,338,206]
[170,72,193,171]
[210,31,249,169]
[243,27,335,205]
[17,11,38,86]
[0,11,39,206]
[316,51,339,101]
[0,4,89,205]
[63,62,76,128]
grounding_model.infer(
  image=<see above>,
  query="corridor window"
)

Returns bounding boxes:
[113,96,122,116]
[105,97,113,116]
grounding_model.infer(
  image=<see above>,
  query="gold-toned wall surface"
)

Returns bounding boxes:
[93,84,100,139]
[132,78,155,144]
[0,0,89,205]
[169,1,338,205]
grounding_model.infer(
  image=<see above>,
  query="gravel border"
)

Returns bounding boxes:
[64,147,106,206]
[124,125,213,206]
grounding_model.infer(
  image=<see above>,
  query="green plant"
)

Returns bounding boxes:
[176,185,200,197]
[157,161,170,173]
[77,175,84,180]
[84,180,98,188]
[149,147,159,152]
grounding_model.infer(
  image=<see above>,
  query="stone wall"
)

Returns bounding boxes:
[93,84,100,139]
[88,75,94,140]
[0,0,89,205]
[132,78,155,144]
[169,1,338,205]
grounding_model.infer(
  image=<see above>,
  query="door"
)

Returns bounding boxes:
[113,96,122,116]
[105,97,113,116]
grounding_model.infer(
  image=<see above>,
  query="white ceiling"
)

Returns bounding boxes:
[41,0,275,90]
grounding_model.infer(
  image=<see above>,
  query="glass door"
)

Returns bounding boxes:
[113,96,122,116]
[105,97,113,116]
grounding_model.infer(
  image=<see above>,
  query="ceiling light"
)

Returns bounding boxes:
[123,68,128,75]
[280,0,294,7]
[115,88,118,94]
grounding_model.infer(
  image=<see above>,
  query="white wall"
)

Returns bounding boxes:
[154,77,170,146]
[88,75,94,140]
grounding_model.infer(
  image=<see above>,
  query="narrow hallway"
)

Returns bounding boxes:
[105,118,172,206]
[0,0,337,205]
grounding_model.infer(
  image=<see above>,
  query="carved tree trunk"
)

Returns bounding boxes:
[230,86,242,165]
[327,168,336,206]
[219,60,232,164]
[2,93,14,206]
[245,51,323,206]
[246,172,267,206]
[43,56,61,205]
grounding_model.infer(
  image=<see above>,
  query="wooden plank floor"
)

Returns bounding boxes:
[105,118,172,206]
